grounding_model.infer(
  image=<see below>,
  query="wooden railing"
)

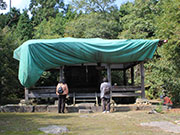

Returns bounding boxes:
[27,85,142,104]
[111,86,142,97]
[28,86,57,98]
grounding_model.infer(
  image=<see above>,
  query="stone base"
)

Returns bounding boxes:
[0,104,168,113]
[0,104,34,112]
[66,106,79,113]
[47,105,58,112]
[34,105,48,112]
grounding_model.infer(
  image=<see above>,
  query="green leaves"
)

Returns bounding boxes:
[71,0,117,13]
[65,12,119,38]
[16,10,33,44]
[29,0,65,26]
[33,13,66,39]
[118,0,157,39]
[0,27,23,104]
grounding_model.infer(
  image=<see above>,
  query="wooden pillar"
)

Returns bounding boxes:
[86,65,88,82]
[25,87,29,101]
[140,62,145,98]
[131,67,134,85]
[95,92,98,106]
[73,92,75,106]
[59,66,64,81]
[107,64,112,102]
[123,69,127,86]
[107,64,111,85]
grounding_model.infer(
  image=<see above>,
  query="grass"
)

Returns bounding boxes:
[0,111,180,135]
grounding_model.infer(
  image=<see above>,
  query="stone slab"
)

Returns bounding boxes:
[141,121,180,134]
[38,125,69,134]
[79,109,93,113]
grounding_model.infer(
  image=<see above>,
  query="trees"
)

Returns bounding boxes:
[71,0,117,13]
[118,0,158,39]
[16,10,33,44]
[65,0,120,38]
[65,12,119,38]
[147,0,180,103]
[33,12,67,39]
[0,8,21,28]
[0,27,23,104]
[29,0,65,26]
[116,0,180,103]
[0,14,9,29]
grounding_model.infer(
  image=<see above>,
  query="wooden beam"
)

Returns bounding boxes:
[140,62,145,98]
[59,66,64,81]
[25,87,29,101]
[107,64,112,102]
[112,86,141,91]
[123,62,140,70]
[123,69,127,85]
[111,92,141,97]
[107,64,111,85]
[131,67,134,85]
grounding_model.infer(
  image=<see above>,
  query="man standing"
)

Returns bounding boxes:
[100,77,111,113]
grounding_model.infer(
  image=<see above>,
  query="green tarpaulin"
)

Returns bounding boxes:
[13,37,160,87]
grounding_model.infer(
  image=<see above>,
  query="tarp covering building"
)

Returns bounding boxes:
[13,37,160,88]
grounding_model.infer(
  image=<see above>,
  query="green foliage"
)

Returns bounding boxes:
[0,8,21,29]
[29,0,65,26]
[36,71,59,86]
[0,8,23,104]
[71,0,117,13]
[0,27,23,104]
[155,102,163,113]
[65,12,120,38]
[16,10,33,44]
[5,8,21,28]
[118,0,158,39]
[0,14,9,29]
[111,71,123,85]
[33,13,66,39]
[144,0,180,103]
[64,5,77,22]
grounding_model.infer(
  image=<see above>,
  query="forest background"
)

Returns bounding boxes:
[0,0,179,105]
